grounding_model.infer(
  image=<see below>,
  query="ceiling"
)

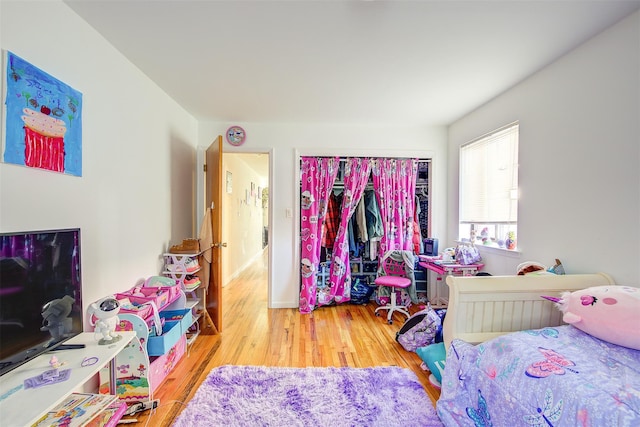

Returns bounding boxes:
[64,0,640,127]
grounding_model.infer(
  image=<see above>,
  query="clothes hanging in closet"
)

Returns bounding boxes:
[355,196,368,243]
[322,191,341,250]
[417,190,429,238]
[363,189,383,260]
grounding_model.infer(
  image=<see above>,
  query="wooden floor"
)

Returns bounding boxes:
[129,248,441,426]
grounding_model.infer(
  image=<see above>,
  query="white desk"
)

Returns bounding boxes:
[418,257,484,307]
[0,331,137,427]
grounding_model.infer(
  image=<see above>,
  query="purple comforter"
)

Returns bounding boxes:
[436,325,640,426]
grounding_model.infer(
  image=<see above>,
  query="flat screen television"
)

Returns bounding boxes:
[0,228,83,376]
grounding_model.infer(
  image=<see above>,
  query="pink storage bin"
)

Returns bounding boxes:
[126,287,170,309]
[142,276,181,308]
[114,296,155,320]
[144,276,177,288]
[149,335,186,392]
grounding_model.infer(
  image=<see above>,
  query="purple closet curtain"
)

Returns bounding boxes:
[325,157,372,306]
[299,156,340,314]
[371,158,418,254]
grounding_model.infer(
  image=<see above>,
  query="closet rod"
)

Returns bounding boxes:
[331,183,375,190]
[331,183,428,189]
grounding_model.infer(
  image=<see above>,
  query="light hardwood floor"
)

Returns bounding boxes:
[130,248,441,426]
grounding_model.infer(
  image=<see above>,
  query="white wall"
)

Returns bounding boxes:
[221,154,267,284]
[7,2,633,318]
[198,123,448,307]
[0,2,198,314]
[448,12,640,284]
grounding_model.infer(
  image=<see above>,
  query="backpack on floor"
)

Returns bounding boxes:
[350,277,375,305]
[433,308,447,344]
[395,305,441,352]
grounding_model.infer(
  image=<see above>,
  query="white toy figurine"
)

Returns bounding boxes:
[88,296,122,345]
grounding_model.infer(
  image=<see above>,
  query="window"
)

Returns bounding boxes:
[459,122,519,249]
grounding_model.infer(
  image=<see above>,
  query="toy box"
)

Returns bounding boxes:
[147,309,192,356]
[116,286,179,312]
[149,335,187,392]
[115,297,155,320]
[161,309,193,334]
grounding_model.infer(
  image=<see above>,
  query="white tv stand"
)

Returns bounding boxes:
[0,331,137,426]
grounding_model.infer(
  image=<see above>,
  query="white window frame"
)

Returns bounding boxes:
[459,122,519,250]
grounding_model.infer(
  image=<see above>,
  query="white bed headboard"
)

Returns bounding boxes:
[442,272,615,352]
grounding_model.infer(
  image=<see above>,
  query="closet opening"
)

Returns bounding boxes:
[298,156,431,314]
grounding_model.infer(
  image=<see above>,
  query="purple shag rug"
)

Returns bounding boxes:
[172,365,443,426]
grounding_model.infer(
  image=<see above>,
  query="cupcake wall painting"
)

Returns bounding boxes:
[3,51,83,176]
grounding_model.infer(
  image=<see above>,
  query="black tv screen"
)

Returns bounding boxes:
[0,228,83,376]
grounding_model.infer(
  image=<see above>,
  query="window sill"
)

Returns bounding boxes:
[455,240,521,258]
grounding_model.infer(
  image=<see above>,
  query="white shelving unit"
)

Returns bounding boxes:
[183,297,201,344]
[162,253,204,345]
[0,331,137,427]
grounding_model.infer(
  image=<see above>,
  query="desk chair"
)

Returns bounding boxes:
[374,251,412,324]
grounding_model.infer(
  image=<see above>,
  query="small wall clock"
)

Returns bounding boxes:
[226,126,246,146]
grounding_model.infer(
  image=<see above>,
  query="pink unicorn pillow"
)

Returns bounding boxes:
[543,285,640,350]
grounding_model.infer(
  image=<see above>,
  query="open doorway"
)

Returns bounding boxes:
[198,148,270,330]
[221,153,269,289]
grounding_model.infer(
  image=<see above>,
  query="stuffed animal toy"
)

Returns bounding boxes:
[542,285,640,350]
[517,261,548,275]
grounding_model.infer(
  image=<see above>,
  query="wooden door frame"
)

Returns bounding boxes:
[293,149,435,306]
[205,135,223,332]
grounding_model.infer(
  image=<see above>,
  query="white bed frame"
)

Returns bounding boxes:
[442,272,615,352]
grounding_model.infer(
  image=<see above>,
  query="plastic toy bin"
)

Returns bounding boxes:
[147,309,192,356]
[162,309,193,334]
[115,286,180,312]
[114,297,154,320]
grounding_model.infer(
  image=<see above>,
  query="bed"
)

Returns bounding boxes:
[435,272,640,426]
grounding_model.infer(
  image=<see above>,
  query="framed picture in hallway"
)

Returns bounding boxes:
[226,171,233,193]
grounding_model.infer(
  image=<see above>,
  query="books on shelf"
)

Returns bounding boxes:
[85,400,127,427]
[31,393,123,427]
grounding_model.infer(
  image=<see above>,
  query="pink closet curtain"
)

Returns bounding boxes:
[371,158,418,254]
[325,157,372,306]
[299,156,340,314]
